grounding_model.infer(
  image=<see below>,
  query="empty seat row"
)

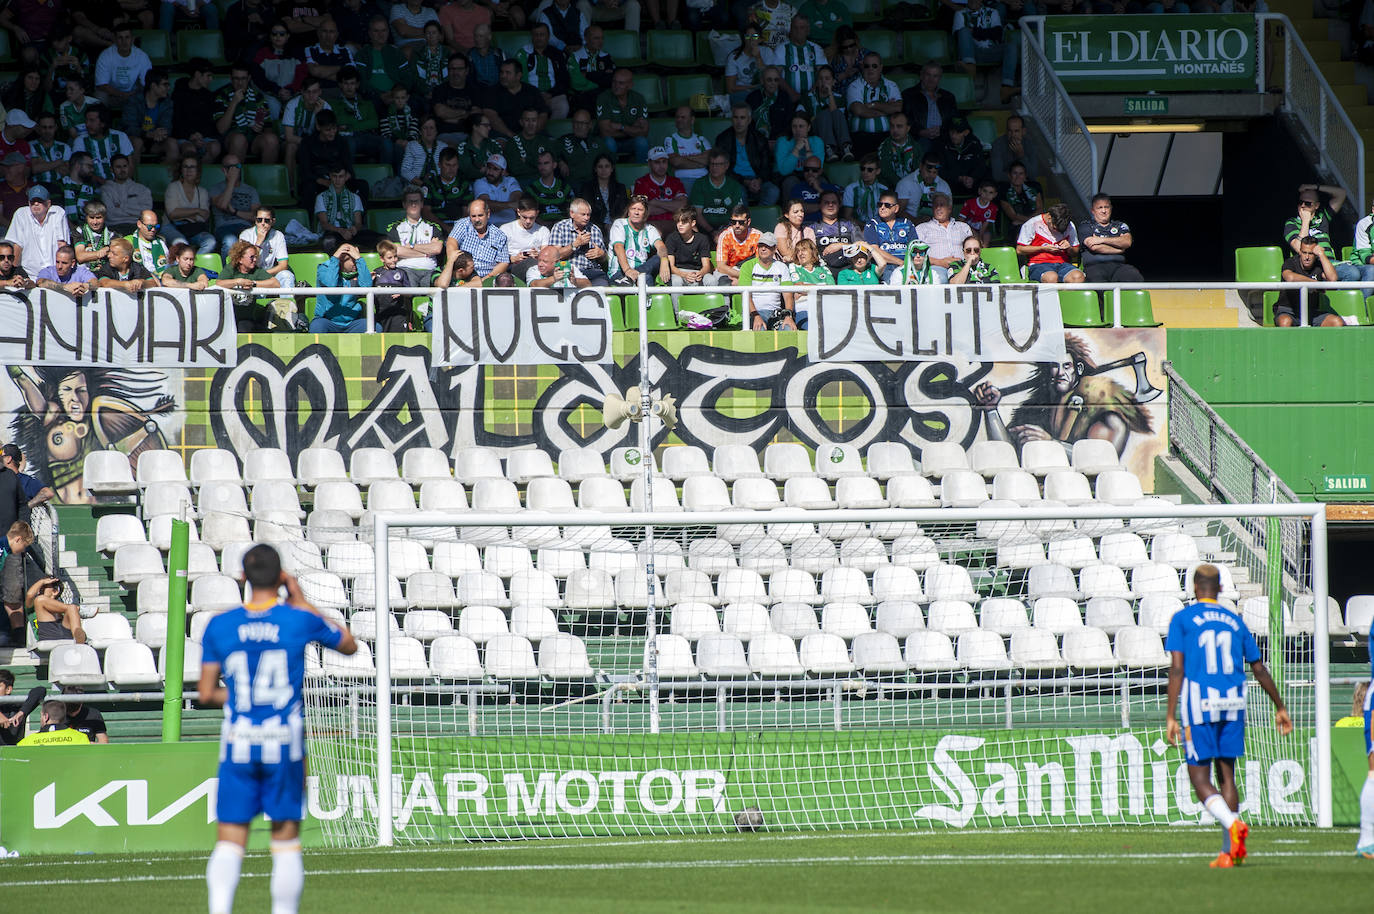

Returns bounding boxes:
[307,632,594,681]
[47,639,202,690]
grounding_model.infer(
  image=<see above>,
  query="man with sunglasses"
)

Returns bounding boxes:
[239,206,295,287]
[687,150,747,238]
[949,238,999,285]
[862,189,917,283]
[0,241,34,292]
[845,53,902,158]
[126,209,171,275]
[1282,183,1374,290]
[716,204,762,283]
[788,155,841,218]
[812,189,859,271]
[842,154,888,226]
[4,186,70,278]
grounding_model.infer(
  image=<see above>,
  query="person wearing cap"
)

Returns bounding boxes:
[0,152,34,227]
[739,231,798,330]
[4,184,71,277]
[607,195,670,287]
[472,153,524,227]
[935,116,988,196]
[632,147,688,229]
[0,109,36,162]
[34,243,96,298]
[901,62,959,155]
[0,241,33,291]
[915,193,972,284]
[863,189,919,283]
[441,199,511,283]
[94,21,153,106]
[837,244,881,286]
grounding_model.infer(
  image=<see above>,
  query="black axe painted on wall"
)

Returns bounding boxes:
[990,351,1163,404]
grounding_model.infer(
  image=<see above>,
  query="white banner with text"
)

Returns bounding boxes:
[0,287,237,367]
[810,286,1068,363]
[432,287,615,366]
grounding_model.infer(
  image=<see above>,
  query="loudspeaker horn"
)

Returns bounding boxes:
[650,393,678,430]
[602,387,643,430]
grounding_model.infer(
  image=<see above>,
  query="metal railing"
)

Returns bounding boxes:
[1262,13,1365,214]
[1019,16,1100,210]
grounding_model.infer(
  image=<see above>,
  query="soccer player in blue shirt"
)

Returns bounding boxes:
[1359,619,1374,859]
[198,544,358,914]
[1165,564,1292,869]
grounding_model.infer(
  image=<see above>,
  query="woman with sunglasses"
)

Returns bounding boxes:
[828,27,865,92]
[949,239,1000,285]
[725,30,765,105]
[218,240,283,331]
[238,206,295,287]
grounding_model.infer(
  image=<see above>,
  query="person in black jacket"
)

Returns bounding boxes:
[576,152,628,232]
[714,104,780,205]
[0,464,24,540]
[933,116,988,198]
[902,62,960,155]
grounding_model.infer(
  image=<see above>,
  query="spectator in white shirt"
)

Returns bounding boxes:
[501,196,553,270]
[472,154,524,227]
[4,186,71,277]
[94,23,154,106]
[914,193,971,283]
[237,205,294,287]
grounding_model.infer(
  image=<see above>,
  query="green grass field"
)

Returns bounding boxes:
[6,828,1367,912]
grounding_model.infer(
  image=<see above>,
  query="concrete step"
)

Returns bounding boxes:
[1305,39,1343,62]
[1147,289,1239,328]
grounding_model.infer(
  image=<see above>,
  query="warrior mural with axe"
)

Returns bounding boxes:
[972,333,1159,458]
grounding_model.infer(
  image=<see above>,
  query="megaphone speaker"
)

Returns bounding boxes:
[651,393,678,430]
[602,387,643,430]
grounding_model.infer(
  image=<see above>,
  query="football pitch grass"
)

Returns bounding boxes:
[5,828,1368,912]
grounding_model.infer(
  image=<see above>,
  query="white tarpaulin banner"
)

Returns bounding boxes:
[0,287,237,367]
[810,286,1069,363]
[432,286,615,366]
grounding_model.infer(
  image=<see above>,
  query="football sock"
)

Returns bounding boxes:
[1359,772,1374,847]
[206,840,245,914]
[270,839,305,914]
[1203,794,1237,853]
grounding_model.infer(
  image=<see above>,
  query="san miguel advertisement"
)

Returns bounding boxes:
[1043,14,1258,92]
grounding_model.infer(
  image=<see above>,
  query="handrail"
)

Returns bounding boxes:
[1019,16,1100,210]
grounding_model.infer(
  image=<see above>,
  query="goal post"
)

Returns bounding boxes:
[300,500,1329,847]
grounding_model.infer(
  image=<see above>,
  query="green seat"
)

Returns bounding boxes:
[354,163,397,199]
[196,253,223,274]
[647,118,678,148]
[245,164,292,204]
[904,31,952,66]
[274,208,310,234]
[0,31,11,63]
[633,75,666,113]
[1056,289,1104,328]
[1113,289,1160,327]
[891,73,919,93]
[849,0,884,21]
[137,164,174,201]
[646,293,678,330]
[604,30,646,67]
[864,30,902,66]
[615,163,644,187]
[665,75,715,110]
[1341,244,1356,262]
[176,30,225,64]
[1322,290,1370,325]
[1234,245,1283,327]
[135,30,172,65]
[824,162,860,187]
[648,30,697,69]
[697,117,729,141]
[606,294,628,331]
[493,31,527,59]
[749,205,781,230]
[367,208,404,234]
[545,118,573,140]
[361,252,382,273]
[940,72,977,107]
[288,252,329,285]
[981,246,1021,282]
[968,115,998,151]
[202,164,226,190]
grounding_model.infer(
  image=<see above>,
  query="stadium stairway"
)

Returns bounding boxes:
[1147,290,1252,328]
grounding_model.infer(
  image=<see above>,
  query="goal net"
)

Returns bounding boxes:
[301,500,1326,846]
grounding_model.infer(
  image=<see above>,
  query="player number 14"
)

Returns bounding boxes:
[1197,629,1235,676]
[222,649,293,712]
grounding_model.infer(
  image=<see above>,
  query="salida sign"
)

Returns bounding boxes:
[1043,14,1258,92]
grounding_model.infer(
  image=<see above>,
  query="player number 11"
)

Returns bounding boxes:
[1197,629,1235,676]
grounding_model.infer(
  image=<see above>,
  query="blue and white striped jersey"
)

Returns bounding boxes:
[1166,600,1261,725]
[201,604,344,765]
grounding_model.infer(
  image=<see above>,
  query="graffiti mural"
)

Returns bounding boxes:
[196,329,1167,487]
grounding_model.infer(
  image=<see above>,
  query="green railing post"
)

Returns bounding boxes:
[1266,515,1284,696]
[161,518,191,743]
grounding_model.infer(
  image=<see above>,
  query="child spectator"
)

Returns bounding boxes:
[960,179,999,247]
[372,240,415,331]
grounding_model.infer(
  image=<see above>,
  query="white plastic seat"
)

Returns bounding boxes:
[385,539,430,579]
[242,447,294,484]
[865,442,917,480]
[1098,532,1149,569]
[202,512,253,550]
[97,514,147,553]
[1095,470,1144,505]
[419,478,468,512]
[49,642,106,687]
[789,535,838,575]
[923,564,977,602]
[455,446,504,484]
[614,570,663,609]
[969,440,1020,478]
[1137,595,1183,634]
[687,538,736,575]
[713,444,764,481]
[1010,628,1066,671]
[401,447,453,484]
[509,569,562,608]
[322,640,375,677]
[1182,562,1239,602]
[748,631,806,676]
[1085,597,1136,635]
[456,571,510,608]
[251,480,304,518]
[1063,627,1118,669]
[148,515,201,551]
[505,449,555,484]
[219,542,253,578]
[800,632,855,674]
[296,448,348,485]
[563,569,616,610]
[979,598,1031,635]
[349,447,399,484]
[484,633,540,678]
[722,602,771,642]
[365,479,418,516]
[312,481,364,520]
[957,630,1012,672]
[325,541,374,579]
[471,478,521,512]
[906,631,957,672]
[696,633,752,677]
[1151,532,1201,569]
[763,442,813,480]
[538,633,595,678]
[732,478,782,510]
[682,475,732,511]
[484,542,533,578]
[1115,626,1168,667]
[665,569,715,606]
[557,447,607,483]
[996,540,1046,569]
[1072,439,1122,475]
[136,449,189,487]
[295,570,349,610]
[718,568,769,605]
[432,541,483,578]
[629,476,683,512]
[939,470,988,507]
[918,442,970,478]
[890,534,940,570]
[136,575,171,615]
[992,470,1041,505]
[872,566,923,604]
[850,631,905,674]
[783,476,835,509]
[526,476,576,513]
[1032,596,1084,634]
[661,445,711,480]
[820,566,872,603]
[652,633,700,678]
[458,605,509,643]
[83,613,135,649]
[1291,595,1347,636]
[1347,595,1374,636]
[1043,470,1094,506]
[834,476,887,509]
[1132,563,1184,599]
[637,539,687,576]
[196,480,248,518]
[430,635,485,678]
[143,482,195,519]
[1079,563,1134,601]
[717,521,767,544]
[821,601,873,639]
[159,639,203,684]
[387,636,432,679]
[349,608,402,641]
[771,601,820,638]
[609,446,659,481]
[404,608,455,640]
[84,451,137,495]
[586,539,637,577]
[277,539,324,575]
[1027,563,1080,600]
[509,604,560,642]
[114,543,165,583]
[353,574,406,610]
[671,602,722,639]
[1020,440,1070,477]
[105,640,162,688]
[404,572,458,609]
[838,536,888,573]
[814,441,864,480]
[577,476,629,512]
[1239,596,1279,638]
[972,499,1025,543]
[536,541,587,578]
[191,574,245,613]
[876,600,924,637]
[926,600,978,635]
